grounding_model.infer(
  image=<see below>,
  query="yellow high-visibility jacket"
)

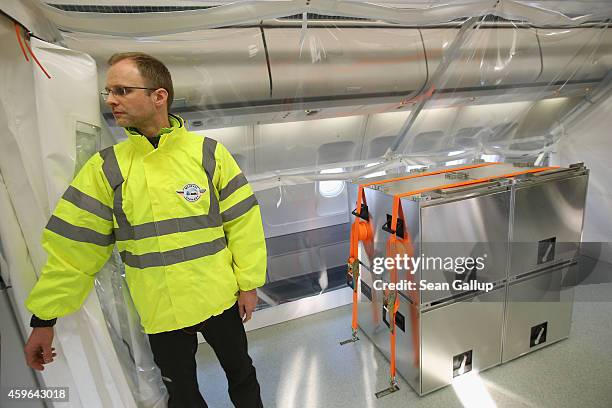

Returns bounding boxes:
[26,115,267,333]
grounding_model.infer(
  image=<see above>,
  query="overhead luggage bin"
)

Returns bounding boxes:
[537,27,612,83]
[265,28,427,100]
[63,29,272,107]
[420,27,542,89]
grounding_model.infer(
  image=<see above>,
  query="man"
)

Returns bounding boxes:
[23,52,267,408]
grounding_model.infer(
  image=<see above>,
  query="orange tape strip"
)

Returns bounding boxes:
[14,22,29,62]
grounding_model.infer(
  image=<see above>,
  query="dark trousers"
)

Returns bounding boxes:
[148,303,263,408]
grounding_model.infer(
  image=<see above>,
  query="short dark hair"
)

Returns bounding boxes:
[108,52,174,111]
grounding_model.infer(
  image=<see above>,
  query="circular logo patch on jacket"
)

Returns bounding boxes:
[177,184,207,202]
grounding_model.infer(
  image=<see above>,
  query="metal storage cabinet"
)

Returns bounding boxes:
[502,164,588,362]
[352,163,515,396]
[509,169,589,277]
[359,166,512,305]
[502,261,577,363]
[348,162,588,396]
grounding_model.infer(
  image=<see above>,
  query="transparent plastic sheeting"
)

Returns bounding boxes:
[34,0,612,37]
[60,8,611,404]
[37,38,167,408]
[1,3,611,408]
[0,15,166,407]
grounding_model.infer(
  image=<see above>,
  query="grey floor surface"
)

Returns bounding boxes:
[195,283,612,408]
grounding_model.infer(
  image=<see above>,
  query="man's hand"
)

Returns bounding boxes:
[24,327,56,371]
[237,289,258,323]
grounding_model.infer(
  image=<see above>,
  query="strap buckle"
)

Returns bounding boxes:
[382,214,404,237]
[351,203,369,221]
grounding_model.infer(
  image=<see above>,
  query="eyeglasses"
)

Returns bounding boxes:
[101,86,158,101]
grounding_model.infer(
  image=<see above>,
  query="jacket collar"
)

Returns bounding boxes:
[125,114,186,153]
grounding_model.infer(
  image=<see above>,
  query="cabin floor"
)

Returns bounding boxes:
[195,258,612,408]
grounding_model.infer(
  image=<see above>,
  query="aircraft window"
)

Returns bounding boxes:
[318,168,345,198]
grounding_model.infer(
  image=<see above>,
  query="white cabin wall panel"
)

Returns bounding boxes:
[254,116,364,237]
[363,107,462,157]
[553,92,612,264]
[253,115,365,172]
[510,97,582,148]
[361,110,411,159]
[258,183,348,238]
[452,101,533,145]
[193,126,254,175]
[407,107,460,153]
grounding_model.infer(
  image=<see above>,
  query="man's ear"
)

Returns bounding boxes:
[152,88,168,109]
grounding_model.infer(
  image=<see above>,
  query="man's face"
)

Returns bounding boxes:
[104,59,158,128]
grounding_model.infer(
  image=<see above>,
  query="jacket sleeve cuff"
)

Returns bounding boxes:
[30,314,57,328]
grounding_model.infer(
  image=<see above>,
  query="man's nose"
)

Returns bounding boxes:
[105,93,118,107]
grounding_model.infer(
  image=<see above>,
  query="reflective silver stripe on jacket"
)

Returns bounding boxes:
[114,214,222,241]
[221,194,258,223]
[219,173,248,201]
[62,186,113,222]
[120,236,227,268]
[100,147,131,232]
[202,137,222,220]
[46,215,115,246]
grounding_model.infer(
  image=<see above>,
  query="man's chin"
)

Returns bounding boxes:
[114,116,132,127]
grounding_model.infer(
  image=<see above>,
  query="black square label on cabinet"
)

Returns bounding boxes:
[530,322,548,347]
[538,237,556,264]
[453,350,473,377]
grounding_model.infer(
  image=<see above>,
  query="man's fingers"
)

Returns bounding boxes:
[42,344,53,364]
[26,349,44,371]
[244,309,253,323]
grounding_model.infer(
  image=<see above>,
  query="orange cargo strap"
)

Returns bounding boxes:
[386,196,420,370]
[385,199,408,383]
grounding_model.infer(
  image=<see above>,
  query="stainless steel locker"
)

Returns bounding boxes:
[347,162,588,397]
[502,261,577,363]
